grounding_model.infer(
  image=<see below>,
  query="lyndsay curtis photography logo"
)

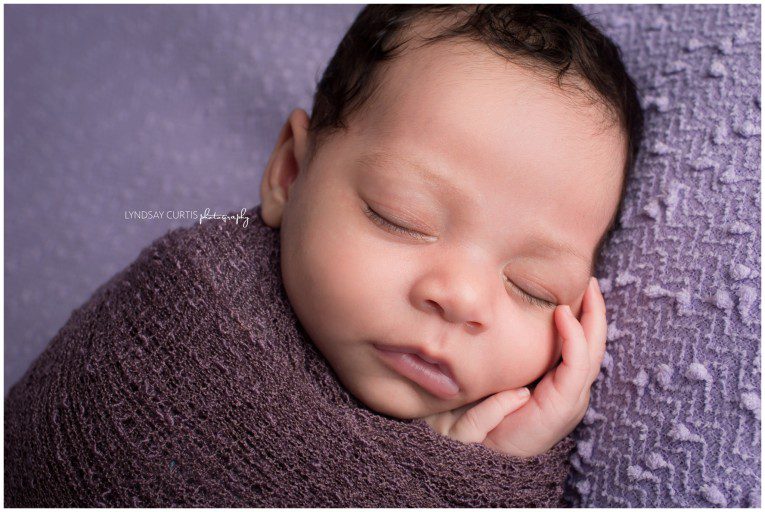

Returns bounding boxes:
[124,208,251,228]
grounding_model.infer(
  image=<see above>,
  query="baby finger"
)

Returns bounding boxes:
[449,388,531,444]
[579,277,607,383]
[551,305,591,402]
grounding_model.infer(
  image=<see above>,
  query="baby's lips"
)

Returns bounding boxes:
[415,352,459,387]
[374,342,461,393]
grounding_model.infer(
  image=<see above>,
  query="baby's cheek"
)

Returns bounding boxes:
[482,322,559,391]
[312,232,409,332]
[571,291,587,318]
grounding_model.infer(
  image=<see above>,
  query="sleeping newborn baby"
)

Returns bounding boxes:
[5,5,646,507]
[259,5,642,457]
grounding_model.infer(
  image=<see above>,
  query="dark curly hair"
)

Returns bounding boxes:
[306,4,644,265]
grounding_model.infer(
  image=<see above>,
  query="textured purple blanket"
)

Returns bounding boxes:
[5,205,575,507]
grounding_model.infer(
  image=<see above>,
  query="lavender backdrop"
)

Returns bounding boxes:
[569,4,761,507]
[5,4,362,393]
[5,4,761,507]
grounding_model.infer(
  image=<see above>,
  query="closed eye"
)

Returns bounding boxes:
[503,275,556,310]
[362,204,429,240]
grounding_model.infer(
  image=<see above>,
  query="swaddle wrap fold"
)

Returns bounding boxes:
[5,205,575,507]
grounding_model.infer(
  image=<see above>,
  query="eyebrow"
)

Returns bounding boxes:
[355,150,469,203]
[356,149,595,280]
[526,233,595,280]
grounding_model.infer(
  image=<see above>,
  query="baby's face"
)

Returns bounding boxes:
[261,39,626,418]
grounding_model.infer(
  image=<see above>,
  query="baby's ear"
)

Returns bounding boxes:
[286,108,311,170]
[259,109,311,228]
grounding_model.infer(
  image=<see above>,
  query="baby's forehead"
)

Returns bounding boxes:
[334,35,626,211]
[363,37,618,138]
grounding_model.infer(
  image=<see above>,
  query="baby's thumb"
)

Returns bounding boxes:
[449,388,531,444]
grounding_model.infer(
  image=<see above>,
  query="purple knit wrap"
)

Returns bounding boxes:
[5,206,575,507]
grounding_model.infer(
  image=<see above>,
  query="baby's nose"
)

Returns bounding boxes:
[414,260,493,334]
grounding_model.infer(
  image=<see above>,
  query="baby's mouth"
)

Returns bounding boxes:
[373,344,460,399]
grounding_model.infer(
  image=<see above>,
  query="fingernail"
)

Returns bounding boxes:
[517,387,530,398]
[564,305,575,319]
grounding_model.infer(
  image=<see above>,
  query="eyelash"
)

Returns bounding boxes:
[362,204,428,240]
[363,203,557,310]
[503,275,556,310]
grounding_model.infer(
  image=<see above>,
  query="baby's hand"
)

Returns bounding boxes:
[423,277,606,458]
